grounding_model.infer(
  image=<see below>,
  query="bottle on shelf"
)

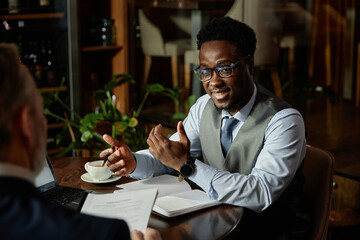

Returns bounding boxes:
[100,18,116,46]
[32,41,44,86]
[101,18,111,46]
[20,39,60,88]
[44,40,57,86]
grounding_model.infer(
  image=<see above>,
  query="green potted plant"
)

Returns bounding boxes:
[43,74,179,157]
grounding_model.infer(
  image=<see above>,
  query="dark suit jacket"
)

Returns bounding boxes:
[0,177,130,240]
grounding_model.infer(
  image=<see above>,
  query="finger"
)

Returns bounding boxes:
[146,137,154,148]
[99,149,109,159]
[114,164,130,176]
[99,147,115,159]
[109,159,125,173]
[103,134,122,148]
[116,144,130,157]
[154,124,166,139]
[145,227,161,240]
[153,124,169,143]
[147,138,157,155]
[131,229,144,240]
[177,121,183,133]
[106,150,121,164]
[177,121,189,144]
[147,128,156,146]
[114,169,126,176]
[148,126,155,138]
[153,124,162,135]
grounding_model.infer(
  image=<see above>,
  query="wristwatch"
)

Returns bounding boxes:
[180,157,196,178]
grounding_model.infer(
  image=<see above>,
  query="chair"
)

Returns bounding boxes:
[183,0,244,97]
[302,145,335,240]
[237,0,284,99]
[183,0,284,99]
[138,9,191,90]
[184,49,199,101]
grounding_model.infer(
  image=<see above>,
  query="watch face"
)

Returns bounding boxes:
[180,164,194,178]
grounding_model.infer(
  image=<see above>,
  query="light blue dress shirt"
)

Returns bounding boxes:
[130,83,306,212]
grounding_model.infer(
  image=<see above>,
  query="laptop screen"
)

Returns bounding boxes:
[35,156,58,193]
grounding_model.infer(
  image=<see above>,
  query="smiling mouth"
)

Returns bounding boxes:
[210,88,230,100]
[210,87,228,93]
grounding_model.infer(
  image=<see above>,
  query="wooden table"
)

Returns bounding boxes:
[51,157,244,240]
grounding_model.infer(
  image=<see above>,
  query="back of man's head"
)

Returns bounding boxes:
[196,17,257,59]
[0,44,30,147]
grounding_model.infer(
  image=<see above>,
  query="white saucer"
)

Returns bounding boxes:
[81,173,121,184]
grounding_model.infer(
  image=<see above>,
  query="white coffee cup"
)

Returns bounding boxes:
[85,160,112,181]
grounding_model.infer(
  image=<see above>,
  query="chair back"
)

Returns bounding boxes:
[303,145,334,240]
[225,0,244,22]
[225,0,282,66]
[138,9,166,56]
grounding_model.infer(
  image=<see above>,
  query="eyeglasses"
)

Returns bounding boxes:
[194,55,250,82]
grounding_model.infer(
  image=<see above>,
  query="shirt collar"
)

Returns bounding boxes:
[221,82,257,122]
[0,162,36,185]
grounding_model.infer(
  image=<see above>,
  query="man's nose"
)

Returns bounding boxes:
[208,70,223,86]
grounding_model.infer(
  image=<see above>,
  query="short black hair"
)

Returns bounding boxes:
[196,17,256,58]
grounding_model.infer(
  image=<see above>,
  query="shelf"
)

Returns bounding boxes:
[82,45,122,53]
[0,12,65,20]
[40,86,67,93]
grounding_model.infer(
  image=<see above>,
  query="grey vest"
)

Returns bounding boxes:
[199,84,308,231]
[199,84,291,174]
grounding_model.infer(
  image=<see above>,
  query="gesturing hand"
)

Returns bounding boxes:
[146,121,190,172]
[99,134,136,176]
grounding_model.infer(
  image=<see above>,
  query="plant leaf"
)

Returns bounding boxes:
[128,117,138,127]
[187,95,196,109]
[81,131,93,142]
[114,121,127,132]
[146,83,165,93]
[173,112,187,120]
[95,74,135,101]
[99,100,107,116]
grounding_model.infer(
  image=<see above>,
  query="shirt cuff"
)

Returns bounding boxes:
[189,160,217,196]
[127,152,151,179]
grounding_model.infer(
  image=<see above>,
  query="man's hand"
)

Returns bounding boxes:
[99,134,136,176]
[131,228,162,240]
[146,121,190,171]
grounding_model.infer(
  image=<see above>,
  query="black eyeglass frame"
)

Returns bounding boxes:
[194,55,250,82]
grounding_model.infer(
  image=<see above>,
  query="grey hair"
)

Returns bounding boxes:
[0,43,31,146]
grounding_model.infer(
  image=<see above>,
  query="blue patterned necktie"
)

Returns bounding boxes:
[221,117,238,156]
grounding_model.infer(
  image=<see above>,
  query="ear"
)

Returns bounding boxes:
[246,57,255,77]
[18,106,34,148]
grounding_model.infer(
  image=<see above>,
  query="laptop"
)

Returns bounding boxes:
[35,155,88,211]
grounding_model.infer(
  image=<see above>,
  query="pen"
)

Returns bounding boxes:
[102,145,115,166]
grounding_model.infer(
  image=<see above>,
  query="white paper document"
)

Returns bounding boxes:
[116,175,221,218]
[116,174,191,197]
[152,189,221,217]
[81,188,158,233]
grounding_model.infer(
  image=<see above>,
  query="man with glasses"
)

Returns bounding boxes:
[102,17,309,239]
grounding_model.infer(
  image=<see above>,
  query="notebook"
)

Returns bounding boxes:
[35,155,88,211]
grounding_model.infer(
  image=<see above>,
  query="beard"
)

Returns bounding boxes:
[212,98,241,115]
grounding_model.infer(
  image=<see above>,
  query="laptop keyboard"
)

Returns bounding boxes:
[45,186,86,206]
